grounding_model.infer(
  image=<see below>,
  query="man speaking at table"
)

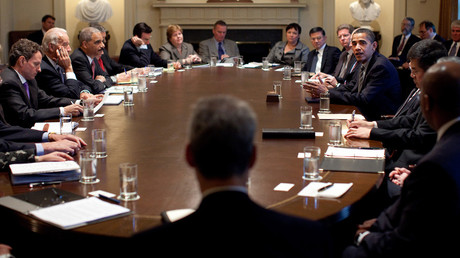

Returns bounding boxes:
[304,28,401,121]
[132,95,332,257]
[199,20,240,64]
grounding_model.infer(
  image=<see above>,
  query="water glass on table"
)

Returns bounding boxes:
[283,66,291,80]
[59,114,72,135]
[82,100,95,121]
[328,120,342,146]
[273,81,282,98]
[118,163,140,201]
[303,146,322,181]
[123,87,134,106]
[92,129,107,158]
[262,57,270,71]
[79,150,99,184]
[138,74,147,92]
[319,91,331,113]
[300,106,313,130]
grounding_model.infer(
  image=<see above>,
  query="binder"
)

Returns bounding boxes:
[9,161,81,185]
[320,147,385,173]
[262,128,315,139]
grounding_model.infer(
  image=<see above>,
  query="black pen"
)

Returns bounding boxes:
[99,194,121,204]
[317,183,334,192]
[29,181,62,188]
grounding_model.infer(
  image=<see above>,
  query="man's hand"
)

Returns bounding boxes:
[56,46,73,73]
[344,127,372,139]
[36,151,74,162]
[42,140,81,155]
[63,104,83,116]
[131,36,144,48]
[303,81,330,98]
[95,75,106,83]
[347,120,374,129]
[48,133,87,148]
[389,167,412,186]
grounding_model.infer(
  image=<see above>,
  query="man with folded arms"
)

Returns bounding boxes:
[71,27,112,94]
[343,60,460,258]
[0,39,82,128]
[132,95,332,257]
[304,28,401,121]
[36,27,103,103]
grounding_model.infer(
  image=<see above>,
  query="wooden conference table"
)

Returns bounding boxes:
[0,66,384,240]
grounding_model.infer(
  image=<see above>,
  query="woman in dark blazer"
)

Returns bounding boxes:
[266,23,310,66]
[159,24,201,65]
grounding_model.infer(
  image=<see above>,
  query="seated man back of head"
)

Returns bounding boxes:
[131,95,332,258]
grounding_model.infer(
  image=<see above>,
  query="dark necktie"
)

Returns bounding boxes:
[449,42,458,56]
[56,66,65,83]
[394,88,419,117]
[310,51,318,73]
[23,81,30,99]
[91,60,96,79]
[218,42,224,60]
[397,36,406,55]
[338,52,349,78]
[358,65,366,93]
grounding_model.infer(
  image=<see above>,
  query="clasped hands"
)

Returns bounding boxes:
[303,72,335,98]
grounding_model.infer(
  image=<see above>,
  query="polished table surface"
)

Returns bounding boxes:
[0,66,384,238]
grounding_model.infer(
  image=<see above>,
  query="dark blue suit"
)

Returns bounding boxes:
[303,45,341,75]
[132,190,333,258]
[36,56,91,99]
[119,39,167,68]
[0,67,74,127]
[329,52,402,121]
[344,121,460,258]
[70,48,112,94]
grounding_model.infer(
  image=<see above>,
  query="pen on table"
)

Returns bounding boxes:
[29,181,62,188]
[351,110,356,121]
[317,183,334,192]
[124,68,127,75]
[99,194,121,204]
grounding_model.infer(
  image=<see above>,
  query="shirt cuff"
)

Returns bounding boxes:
[42,132,50,142]
[356,231,371,246]
[59,107,65,115]
[66,72,77,80]
[373,121,378,128]
[35,143,45,156]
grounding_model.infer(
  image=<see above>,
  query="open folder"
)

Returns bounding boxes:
[0,188,131,230]
[320,146,385,173]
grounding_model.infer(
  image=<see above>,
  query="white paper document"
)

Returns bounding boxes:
[10,161,80,176]
[317,113,365,120]
[104,86,139,94]
[103,95,124,105]
[298,182,353,198]
[31,122,78,134]
[325,146,385,159]
[29,197,131,229]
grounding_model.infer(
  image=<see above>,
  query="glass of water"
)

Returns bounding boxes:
[82,100,95,121]
[59,114,72,135]
[79,150,99,184]
[118,163,140,201]
[123,87,134,106]
[262,57,269,71]
[303,146,322,181]
[300,106,313,130]
[319,91,331,113]
[328,120,342,146]
[92,129,107,158]
[283,66,292,80]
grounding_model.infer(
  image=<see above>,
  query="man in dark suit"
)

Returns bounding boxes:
[70,27,112,94]
[27,14,55,45]
[305,28,401,121]
[199,20,241,64]
[36,27,103,103]
[389,17,421,68]
[303,27,341,75]
[0,39,82,128]
[343,60,460,258]
[443,20,460,57]
[119,22,172,68]
[132,95,332,257]
[418,20,445,43]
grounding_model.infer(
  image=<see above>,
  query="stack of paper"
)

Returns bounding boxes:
[9,161,81,185]
[317,113,365,120]
[298,182,353,198]
[324,146,385,159]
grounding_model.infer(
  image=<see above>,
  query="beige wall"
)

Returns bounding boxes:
[0,0,444,62]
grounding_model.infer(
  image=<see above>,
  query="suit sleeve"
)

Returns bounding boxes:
[35,68,82,99]
[0,138,36,153]
[0,121,44,142]
[71,55,107,93]
[199,41,210,64]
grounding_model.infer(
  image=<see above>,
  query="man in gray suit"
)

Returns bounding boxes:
[199,20,240,64]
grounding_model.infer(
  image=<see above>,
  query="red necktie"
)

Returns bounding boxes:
[397,36,406,54]
[98,58,105,72]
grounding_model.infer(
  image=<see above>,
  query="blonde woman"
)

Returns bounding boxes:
[160,25,201,65]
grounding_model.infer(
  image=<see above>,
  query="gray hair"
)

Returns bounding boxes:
[437,56,460,64]
[188,95,257,179]
[78,27,100,44]
[451,20,460,28]
[42,27,68,53]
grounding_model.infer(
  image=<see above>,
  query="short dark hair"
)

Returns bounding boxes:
[420,20,436,33]
[133,22,152,37]
[214,20,227,29]
[404,17,415,28]
[309,27,326,36]
[336,24,354,35]
[286,23,302,35]
[352,28,376,43]
[42,14,55,23]
[9,39,43,66]
[188,95,256,179]
[407,39,447,71]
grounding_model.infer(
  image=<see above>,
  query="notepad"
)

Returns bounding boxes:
[10,161,80,176]
[31,122,79,134]
[298,182,353,198]
[103,95,124,105]
[29,197,131,229]
[324,146,385,159]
